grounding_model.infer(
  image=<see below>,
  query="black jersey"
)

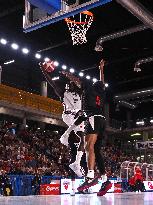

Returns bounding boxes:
[82,81,105,116]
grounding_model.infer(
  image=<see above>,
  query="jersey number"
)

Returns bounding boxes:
[96,96,101,106]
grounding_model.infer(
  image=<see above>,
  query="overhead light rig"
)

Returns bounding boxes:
[0,37,109,87]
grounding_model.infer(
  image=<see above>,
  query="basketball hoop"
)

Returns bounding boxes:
[65,11,94,45]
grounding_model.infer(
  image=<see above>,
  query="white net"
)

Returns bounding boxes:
[65,11,93,45]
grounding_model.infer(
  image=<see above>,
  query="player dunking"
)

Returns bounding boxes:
[39,61,86,181]
[77,59,112,196]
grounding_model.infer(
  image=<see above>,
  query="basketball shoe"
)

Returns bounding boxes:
[77,176,99,192]
[97,180,112,196]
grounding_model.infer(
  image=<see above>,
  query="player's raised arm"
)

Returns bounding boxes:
[39,61,63,99]
[99,59,105,84]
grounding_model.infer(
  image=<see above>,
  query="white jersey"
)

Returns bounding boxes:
[62,90,85,132]
[63,91,82,113]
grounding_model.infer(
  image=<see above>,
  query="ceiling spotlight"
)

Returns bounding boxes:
[93,78,97,83]
[4,60,15,65]
[22,48,29,54]
[136,120,144,125]
[54,61,59,67]
[70,68,75,73]
[131,133,141,137]
[35,53,41,59]
[105,83,109,87]
[52,76,59,81]
[62,65,67,70]
[86,75,91,80]
[79,72,84,77]
[11,43,19,50]
[0,38,7,45]
[44,57,50,62]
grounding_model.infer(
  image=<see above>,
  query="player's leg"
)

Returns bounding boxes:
[68,130,84,177]
[95,117,112,196]
[77,133,99,192]
[68,131,87,194]
[61,113,86,177]
[94,138,106,176]
[68,131,78,195]
[78,116,111,193]
[60,113,87,146]
[95,139,112,196]
[86,133,97,178]
[69,130,85,177]
[77,117,100,192]
[69,117,85,162]
[60,113,74,146]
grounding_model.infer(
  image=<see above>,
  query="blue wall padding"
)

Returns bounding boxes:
[28,0,61,14]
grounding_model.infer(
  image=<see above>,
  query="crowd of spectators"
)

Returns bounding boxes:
[0,121,70,177]
[101,145,137,178]
[0,120,142,179]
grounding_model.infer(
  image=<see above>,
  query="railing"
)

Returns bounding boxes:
[8,175,61,196]
[0,84,63,116]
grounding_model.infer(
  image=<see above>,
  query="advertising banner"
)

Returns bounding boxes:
[136,141,153,149]
[61,179,85,194]
[144,181,153,191]
[114,183,122,193]
[61,179,116,194]
[40,184,60,195]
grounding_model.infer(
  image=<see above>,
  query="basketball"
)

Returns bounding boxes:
[42,60,55,72]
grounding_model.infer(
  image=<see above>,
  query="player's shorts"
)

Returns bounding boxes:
[62,112,85,133]
[85,115,106,135]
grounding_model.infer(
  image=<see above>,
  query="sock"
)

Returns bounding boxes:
[74,151,83,165]
[87,170,94,179]
[101,174,107,182]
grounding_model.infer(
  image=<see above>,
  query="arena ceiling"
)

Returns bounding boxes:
[0,0,153,120]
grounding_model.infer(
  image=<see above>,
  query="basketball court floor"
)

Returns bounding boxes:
[0,192,153,205]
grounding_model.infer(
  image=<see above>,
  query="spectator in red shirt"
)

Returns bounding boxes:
[134,167,144,192]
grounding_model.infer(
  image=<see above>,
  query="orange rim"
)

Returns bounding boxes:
[65,11,93,25]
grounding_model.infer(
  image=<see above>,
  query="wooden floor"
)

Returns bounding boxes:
[0,192,153,205]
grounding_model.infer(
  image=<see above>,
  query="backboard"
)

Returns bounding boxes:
[23,0,112,33]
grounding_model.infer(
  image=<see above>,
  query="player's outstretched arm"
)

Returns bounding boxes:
[39,62,63,99]
[99,59,105,83]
